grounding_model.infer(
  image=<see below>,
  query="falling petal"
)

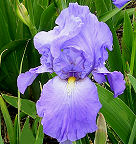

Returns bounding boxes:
[36,76,102,142]
[92,66,125,97]
[17,65,52,94]
[107,71,126,98]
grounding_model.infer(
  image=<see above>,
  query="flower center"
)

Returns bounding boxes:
[67,77,76,96]
[68,77,76,84]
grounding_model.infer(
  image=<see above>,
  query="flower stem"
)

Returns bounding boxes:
[17,40,29,144]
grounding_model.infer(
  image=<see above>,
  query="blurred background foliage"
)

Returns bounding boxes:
[0,0,136,144]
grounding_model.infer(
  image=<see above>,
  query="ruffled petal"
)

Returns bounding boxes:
[56,3,90,26]
[112,0,130,8]
[36,76,102,142]
[51,17,83,58]
[34,30,57,55]
[107,71,126,98]
[34,3,113,75]
[34,4,85,58]
[92,66,125,97]
[62,12,113,68]
[17,65,52,94]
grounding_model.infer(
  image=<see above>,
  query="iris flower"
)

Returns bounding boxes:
[17,3,125,144]
[112,0,131,8]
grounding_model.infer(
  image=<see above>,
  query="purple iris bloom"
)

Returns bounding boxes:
[17,3,125,144]
[112,0,130,8]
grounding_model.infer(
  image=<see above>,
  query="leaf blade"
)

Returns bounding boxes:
[20,117,35,144]
[128,74,136,93]
[2,94,37,119]
[97,85,136,144]
[0,95,15,144]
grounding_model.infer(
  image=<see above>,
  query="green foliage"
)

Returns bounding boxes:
[127,74,136,144]
[128,74,136,93]
[39,3,57,31]
[0,95,15,144]
[128,118,136,144]
[0,113,4,144]
[97,84,136,144]
[0,0,136,144]
[99,5,127,22]
[34,120,44,144]
[122,11,133,72]
[20,118,35,144]
[2,94,37,119]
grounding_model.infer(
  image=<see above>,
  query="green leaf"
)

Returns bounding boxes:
[0,0,16,41]
[99,1,131,22]
[114,8,135,30]
[108,23,123,72]
[0,40,27,59]
[39,3,57,31]
[130,31,136,75]
[94,113,107,144]
[122,11,133,72]
[32,117,41,137]
[0,113,4,144]
[26,0,35,26]
[17,40,29,143]
[128,118,136,144]
[0,49,7,66]
[2,94,37,119]
[104,0,112,10]
[107,128,118,144]
[100,6,125,22]
[0,95,15,144]
[0,40,28,94]
[33,0,45,29]
[20,117,35,144]
[95,0,108,16]
[14,115,18,144]
[128,74,136,93]
[97,85,136,144]
[34,120,44,144]
[0,8,11,48]
[15,20,24,40]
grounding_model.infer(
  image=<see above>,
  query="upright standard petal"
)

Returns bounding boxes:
[56,3,90,26]
[36,76,102,142]
[17,65,52,94]
[112,0,130,8]
[34,3,113,70]
[61,12,113,69]
[34,3,84,58]
[92,66,125,98]
[34,30,58,55]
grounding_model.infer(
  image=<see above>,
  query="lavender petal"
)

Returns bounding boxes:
[36,76,102,142]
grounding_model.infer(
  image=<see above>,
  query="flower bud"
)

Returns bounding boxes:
[94,113,107,144]
[16,3,31,27]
